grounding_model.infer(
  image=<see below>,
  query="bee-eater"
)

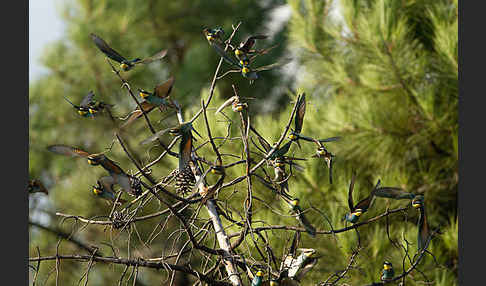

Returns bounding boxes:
[64,91,113,118]
[93,176,127,204]
[91,33,167,71]
[251,271,264,286]
[290,198,316,237]
[381,261,395,282]
[412,195,431,251]
[47,145,140,196]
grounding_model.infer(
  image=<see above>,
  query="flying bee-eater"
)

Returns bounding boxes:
[140,121,201,145]
[93,176,127,205]
[121,77,177,128]
[345,172,378,223]
[381,261,395,282]
[28,179,48,195]
[345,172,407,223]
[311,145,335,184]
[290,198,316,237]
[138,76,176,109]
[173,123,197,194]
[412,195,431,251]
[47,145,140,196]
[205,33,287,84]
[234,34,268,61]
[374,187,415,200]
[288,93,306,149]
[308,137,340,184]
[142,122,198,194]
[90,33,167,71]
[64,91,113,118]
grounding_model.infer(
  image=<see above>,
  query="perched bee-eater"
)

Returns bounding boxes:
[281,231,300,275]
[47,145,140,196]
[203,27,225,44]
[289,249,317,281]
[90,33,167,71]
[290,198,316,237]
[381,261,395,282]
[215,95,248,114]
[93,176,127,205]
[210,164,225,175]
[412,195,431,251]
[251,271,264,286]
[28,179,48,195]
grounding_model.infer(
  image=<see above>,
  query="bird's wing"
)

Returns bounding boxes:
[240,34,268,52]
[154,76,175,98]
[374,187,415,200]
[294,93,306,134]
[210,42,241,68]
[120,102,156,129]
[319,136,341,143]
[90,33,127,63]
[136,49,168,64]
[257,136,272,153]
[418,206,431,251]
[47,145,91,158]
[80,91,95,107]
[348,171,357,211]
[140,127,173,145]
[273,141,292,158]
[253,58,292,72]
[179,132,193,170]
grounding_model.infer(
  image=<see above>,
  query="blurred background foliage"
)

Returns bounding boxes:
[29,0,457,285]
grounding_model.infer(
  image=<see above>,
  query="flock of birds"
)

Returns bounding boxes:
[28,27,432,285]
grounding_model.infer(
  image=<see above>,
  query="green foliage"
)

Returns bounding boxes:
[29,0,457,285]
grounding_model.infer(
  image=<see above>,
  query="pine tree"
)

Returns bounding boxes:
[29,0,457,285]
[284,0,458,283]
